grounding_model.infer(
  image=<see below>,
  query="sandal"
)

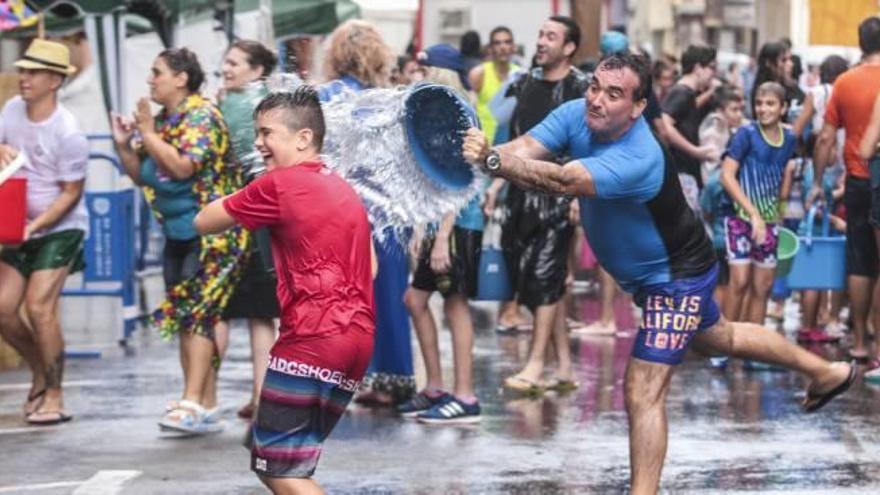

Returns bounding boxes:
[23,388,46,418]
[848,350,870,363]
[27,409,73,426]
[802,361,857,413]
[159,399,221,434]
[503,375,544,395]
[494,323,518,334]
[543,376,580,393]
[571,321,616,337]
[566,318,588,331]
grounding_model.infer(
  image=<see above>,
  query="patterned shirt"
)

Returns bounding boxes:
[724,122,796,222]
[139,93,249,338]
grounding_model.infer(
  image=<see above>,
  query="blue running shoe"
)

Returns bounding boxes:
[397,391,448,418]
[416,396,481,424]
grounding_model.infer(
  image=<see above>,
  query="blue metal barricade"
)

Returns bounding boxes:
[61,149,139,354]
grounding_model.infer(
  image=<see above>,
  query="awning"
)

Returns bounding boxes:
[6,0,360,40]
[4,0,361,124]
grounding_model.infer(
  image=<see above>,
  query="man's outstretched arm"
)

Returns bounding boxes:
[463,128,595,197]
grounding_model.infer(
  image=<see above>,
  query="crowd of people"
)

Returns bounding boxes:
[0,11,877,495]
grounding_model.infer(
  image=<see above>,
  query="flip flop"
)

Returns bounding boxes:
[802,361,857,413]
[23,389,46,418]
[566,319,588,331]
[494,324,518,334]
[543,377,580,393]
[27,410,73,426]
[503,375,544,395]
[848,350,870,363]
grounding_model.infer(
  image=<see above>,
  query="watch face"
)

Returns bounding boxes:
[486,152,501,170]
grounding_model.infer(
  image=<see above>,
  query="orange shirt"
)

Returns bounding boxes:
[825,63,880,179]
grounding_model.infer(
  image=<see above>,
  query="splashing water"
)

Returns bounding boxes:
[250,76,483,240]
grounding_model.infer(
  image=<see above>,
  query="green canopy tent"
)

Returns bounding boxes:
[10,0,360,114]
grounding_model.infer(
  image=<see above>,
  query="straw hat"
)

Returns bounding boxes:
[14,39,76,75]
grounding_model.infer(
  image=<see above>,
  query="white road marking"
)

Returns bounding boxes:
[0,481,82,493]
[73,470,142,494]
[0,470,141,494]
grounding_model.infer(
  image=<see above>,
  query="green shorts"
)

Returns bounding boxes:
[0,229,85,278]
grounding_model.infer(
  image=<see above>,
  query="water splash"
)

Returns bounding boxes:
[231,76,482,240]
[320,85,483,241]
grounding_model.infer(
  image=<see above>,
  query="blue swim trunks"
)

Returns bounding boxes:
[631,264,721,365]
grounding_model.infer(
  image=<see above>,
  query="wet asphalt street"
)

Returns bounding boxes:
[1,277,880,494]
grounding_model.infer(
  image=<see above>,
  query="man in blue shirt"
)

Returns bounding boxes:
[462,51,856,494]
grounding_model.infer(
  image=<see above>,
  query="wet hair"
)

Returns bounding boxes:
[158,47,204,93]
[860,16,880,55]
[228,39,277,77]
[711,84,742,111]
[819,55,849,84]
[489,26,513,43]
[755,81,786,105]
[324,20,393,88]
[754,42,788,88]
[254,86,326,150]
[548,16,581,53]
[397,54,414,72]
[459,30,481,58]
[596,51,651,102]
[652,59,674,80]
[680,45,716,74]
[790,54,803,83]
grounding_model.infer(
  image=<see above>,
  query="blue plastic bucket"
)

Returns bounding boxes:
[786,206,846,290]
[404,83,477,190]
[476,246,512,301]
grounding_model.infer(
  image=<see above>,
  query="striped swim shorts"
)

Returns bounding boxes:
[250,329,373,478]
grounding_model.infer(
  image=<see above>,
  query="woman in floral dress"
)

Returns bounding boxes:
[111,48,248,433]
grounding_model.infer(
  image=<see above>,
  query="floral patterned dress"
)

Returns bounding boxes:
[140,93,249,339]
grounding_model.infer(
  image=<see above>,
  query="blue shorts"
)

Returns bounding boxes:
[631,264,721,365]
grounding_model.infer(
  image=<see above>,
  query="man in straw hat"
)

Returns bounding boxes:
[0,38,88,426]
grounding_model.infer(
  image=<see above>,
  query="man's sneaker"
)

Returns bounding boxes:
[396,391,448,418]
[416,396,481,424]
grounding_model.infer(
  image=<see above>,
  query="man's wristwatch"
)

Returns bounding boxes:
[484,149,502,173]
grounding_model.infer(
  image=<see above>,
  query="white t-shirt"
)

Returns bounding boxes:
[809,83,832,134]
[0,96,89,237]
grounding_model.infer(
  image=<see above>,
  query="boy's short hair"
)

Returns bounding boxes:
[754,81,786,105]
[490,26,513,43]
[254,85,326,150]
[680,45,716,75]
[713,84,742,110]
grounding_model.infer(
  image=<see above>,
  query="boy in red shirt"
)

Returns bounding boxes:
[195,86,374,494]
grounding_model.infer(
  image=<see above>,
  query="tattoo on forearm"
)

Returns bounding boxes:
[500,153,572,195]
[44,353,64,389]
